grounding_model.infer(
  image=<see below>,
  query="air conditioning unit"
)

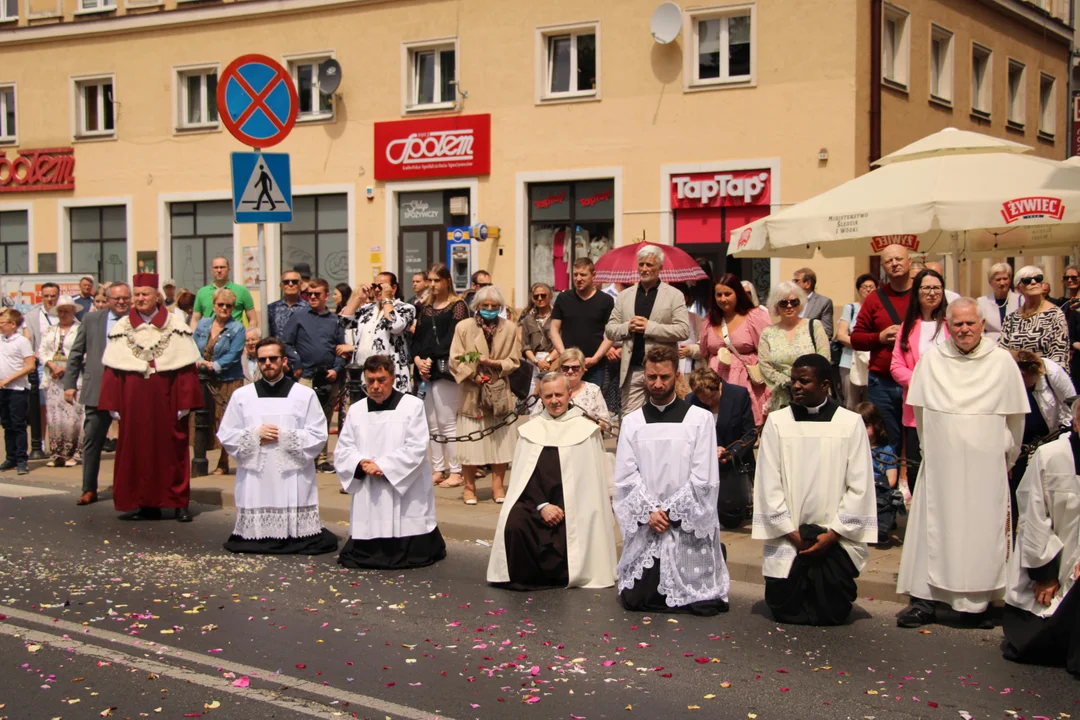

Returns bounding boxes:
[450,196,469,216]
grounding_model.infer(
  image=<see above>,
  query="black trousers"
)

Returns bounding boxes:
[80,407,112,494]
[904,426,922,494]
[0,389,29,464]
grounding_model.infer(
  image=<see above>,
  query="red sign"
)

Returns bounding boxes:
[870,234,920,252]
[217,54,299,149]
[736,226,753,249]
[0,147,76,193]
[533,192,565,210]
[374,114,491,181]
[1001,196,1065,224]
[671,170,771,210]
[580,190,612,208]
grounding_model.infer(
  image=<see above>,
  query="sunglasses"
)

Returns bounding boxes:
[307,291,325,298]
[1018,275,1045,285]
[256,356,284,364]
[475,282,493,288]
[1064,275,1080,281]
[214,302,235,308]
[777,298,801,309]
[282,279,301,285]
[532,294,549,300]
[561,364,582,373]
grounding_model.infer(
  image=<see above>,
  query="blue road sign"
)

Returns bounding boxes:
[231,152,292,223]
[218,55,299,148]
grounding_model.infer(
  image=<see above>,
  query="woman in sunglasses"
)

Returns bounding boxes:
[1001,266,1070,367]
[192,288,247,475]
[533,347,610,430]
[757,280,830,411]
[520,282,559,394]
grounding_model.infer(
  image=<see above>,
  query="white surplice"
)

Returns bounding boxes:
[613,400,730,607]
[487,407,618,589]
[217,380,328,539]
[897,338,1029,612]
[752,402,878,578]
[1006,433,1080,618]
[334,391,437,540]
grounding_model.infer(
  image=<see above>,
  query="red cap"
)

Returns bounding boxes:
[132,273,159,289]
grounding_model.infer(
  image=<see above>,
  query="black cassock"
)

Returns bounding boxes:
[1002,554,1080,677]
[491,446,569,591]
[764,523,859,626]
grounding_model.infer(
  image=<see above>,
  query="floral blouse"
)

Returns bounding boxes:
[758,319,830,411]
[339,299,416,393]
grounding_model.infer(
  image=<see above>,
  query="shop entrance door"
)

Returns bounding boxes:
[399,227,443,281]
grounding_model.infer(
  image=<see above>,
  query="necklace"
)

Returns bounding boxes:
[1019,300,1045,319]
[995,296,1008,308]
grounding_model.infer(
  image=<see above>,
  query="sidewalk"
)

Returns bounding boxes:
[6,439,909,604]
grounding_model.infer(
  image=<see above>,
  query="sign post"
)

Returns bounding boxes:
[217,54,299,333]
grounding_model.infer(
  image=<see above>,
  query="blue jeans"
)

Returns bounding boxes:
[0,389,29,464]
[867,372,904,448]
[582,364,605,387]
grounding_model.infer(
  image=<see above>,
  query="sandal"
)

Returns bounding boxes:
[463,487,478,505]
[432,471,446,486]
[492,486,506,504]
[439,473,464,488]
[212,468,227,476]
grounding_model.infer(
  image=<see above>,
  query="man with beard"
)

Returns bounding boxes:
[614,345,729,615]
[753,354,877,625]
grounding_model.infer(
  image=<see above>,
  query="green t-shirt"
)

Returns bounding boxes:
[193,281,254,324]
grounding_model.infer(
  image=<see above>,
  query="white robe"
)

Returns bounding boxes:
[897,338,1029,612]
[217,381,328,539]
[613,401,730,607]
[752,403,878,578]
[1006,433,1080,617]
[334,392,437,539]
[487,407,618,588]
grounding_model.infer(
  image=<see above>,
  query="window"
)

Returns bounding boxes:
[688,7,752,87]
[170,201,233,291]
[70,206,126,283]
[74,76,115,138]
[0,85,14,144]
[882,3,910,89]
[1039,73,1056,139]
[0,211,29,274]
[527,180,615,289]
[929,25,953,103]
[539,26,597,99]
[280,194,348,287]
[1,0,17,21]
[177,67,219,130]
[971,43,992,117]
[406,41,456,110]
[78,0,115,11]
[1008,59,1026,128]
[287,56,333,121]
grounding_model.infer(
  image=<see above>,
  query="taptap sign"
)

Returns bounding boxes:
[218,54,299,148]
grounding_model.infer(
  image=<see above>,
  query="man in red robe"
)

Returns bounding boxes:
[98,273,203,521]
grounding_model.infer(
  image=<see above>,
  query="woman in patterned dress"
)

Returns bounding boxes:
[38,296,84,467]
[757,281,830,412]
[337,272,416,395]
[1001,265,1070,367]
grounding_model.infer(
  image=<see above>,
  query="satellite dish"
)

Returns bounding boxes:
[318,59,342,95]
[651,2,683,44]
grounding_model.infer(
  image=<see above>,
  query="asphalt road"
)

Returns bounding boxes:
[0,477,1077,720]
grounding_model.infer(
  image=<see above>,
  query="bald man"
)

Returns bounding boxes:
[925,262,960,303]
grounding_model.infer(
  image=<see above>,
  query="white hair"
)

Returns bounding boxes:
[1014,265,1044,285]
[469,284,507,311]
[945,296,984,321]
[987,262,1013,283]
[636,244,665,266]
[741,280,760,307]
[539,371,570,395]
[766,281,809,312]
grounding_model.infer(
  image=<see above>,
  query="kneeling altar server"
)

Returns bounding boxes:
[217,337,339,555]
[487,371,617,590]
[335,354,447,569]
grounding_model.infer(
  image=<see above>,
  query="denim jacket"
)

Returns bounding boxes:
[193,318,246,381]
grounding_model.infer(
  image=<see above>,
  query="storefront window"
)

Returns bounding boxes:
[0,210,29,274]
[70,205,127,283]
[170,201,233,292]
[528,179,614,291]
[280,194,348,287]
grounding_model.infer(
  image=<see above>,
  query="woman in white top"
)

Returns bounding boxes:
[37,296,84,467]
[537,347,610,430]
[835,273,878,409]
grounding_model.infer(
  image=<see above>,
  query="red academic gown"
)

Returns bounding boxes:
[97,305,203,511]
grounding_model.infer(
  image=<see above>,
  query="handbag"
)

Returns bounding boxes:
[481,376,515,418]
[721,318,764,385]
[429,315,452,382]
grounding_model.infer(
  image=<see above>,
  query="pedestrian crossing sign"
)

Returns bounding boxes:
[231,151,293,223]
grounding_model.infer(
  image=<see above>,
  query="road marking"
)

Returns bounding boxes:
[0,482,67,498]
[0,606,455,720]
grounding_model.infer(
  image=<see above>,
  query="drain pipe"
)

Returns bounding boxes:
[870,0,882,167]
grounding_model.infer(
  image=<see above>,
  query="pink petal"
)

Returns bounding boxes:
[232,676,250,688]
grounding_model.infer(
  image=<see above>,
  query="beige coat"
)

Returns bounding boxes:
[449,317,522,418]
[604,281,690,384]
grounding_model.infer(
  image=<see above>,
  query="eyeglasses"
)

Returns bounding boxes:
[256,356,284,364]
[532,294,549,300]
[919,286,943,295]
[475,282,493,288]
[282,279,301,285]
[1064,275,1080,282]
[1017,361,1041,371]
[561,364,582,373]
[1018,275,1045,285]
[214,302,235,308]
[777,298,801,309]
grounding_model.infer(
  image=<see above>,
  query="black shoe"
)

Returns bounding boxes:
[125,507,162,521]
[963,611,994,630]
[877,531,891,545]
[317,462,335,473]
[16,463,29,475]
[0,460,16,472]
[103,439,117,453]
[897,603,936,628]
[175,508,193,523]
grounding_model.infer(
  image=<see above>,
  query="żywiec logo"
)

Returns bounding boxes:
[737,226,753,249]
[870,234,919,253]
[1001,197,1065,224]
[385,129,475,167]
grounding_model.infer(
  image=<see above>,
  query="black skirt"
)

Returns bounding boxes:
[1003,580,1080,677]
[619,562,729,616]
[764,524,859,626]
[223,528,340,555]
[338,527,447,570]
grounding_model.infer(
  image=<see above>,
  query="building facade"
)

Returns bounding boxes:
[0,0,1072,310]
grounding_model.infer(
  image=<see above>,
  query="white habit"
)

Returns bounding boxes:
[486,407,618,589]
[614,397,730,610]
[897,338,1029,612]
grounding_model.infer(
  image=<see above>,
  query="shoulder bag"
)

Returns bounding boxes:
[429,312,452,382]
[721,317,765,386]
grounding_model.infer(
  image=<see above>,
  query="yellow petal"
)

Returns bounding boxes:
[704,694,716,699]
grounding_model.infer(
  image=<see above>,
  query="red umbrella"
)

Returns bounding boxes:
[592,242,710,284]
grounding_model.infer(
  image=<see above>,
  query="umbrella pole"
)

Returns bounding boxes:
[946,232,960,294]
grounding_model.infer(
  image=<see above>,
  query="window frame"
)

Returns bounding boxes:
[0,83,16,145]
[284,51,336,123]
[75,0,116,13]
[1007,58,1026,130]
[278,193,350,287]
[928,23,954,106]
[71,74,116,141]
[970,42,992,119]
[0,0,17,22]
[534,21,601,104]
[1039,72,1056,140]
[683,4,756,92]
[881,2,910,91]
[174,63,221,133]
[0,209,30,275]
[402,37,459,113]
[168,200,235,291]
[68,204,127,283]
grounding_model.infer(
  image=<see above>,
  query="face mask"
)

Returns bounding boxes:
[479,309,499,321]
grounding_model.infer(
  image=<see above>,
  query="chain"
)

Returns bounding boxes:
[430,394,540,444]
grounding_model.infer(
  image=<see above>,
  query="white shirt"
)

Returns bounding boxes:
[0,333,34,391]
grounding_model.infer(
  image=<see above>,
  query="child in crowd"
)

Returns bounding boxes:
[0,309,36,475]
[857,401,904,544]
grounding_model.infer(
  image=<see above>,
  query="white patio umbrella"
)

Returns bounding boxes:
[729,128,1080,260]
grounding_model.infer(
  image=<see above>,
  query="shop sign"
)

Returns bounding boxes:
[671,170,770,209]
[870,234,919,252]
[375,114,491,181]
[1001,196,1065,224]
[0,147,76,193]
[575,179,615,221]
[399,192,444,227]
[534,192,566,210]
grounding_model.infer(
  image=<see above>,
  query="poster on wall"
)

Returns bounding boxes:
[136,251,157,275]
[242,247,259,289]
[0,273,85,314]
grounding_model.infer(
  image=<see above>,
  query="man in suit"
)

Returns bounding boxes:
[63,282,131,506]
[794,268,834,340]
[604,245,690,415]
